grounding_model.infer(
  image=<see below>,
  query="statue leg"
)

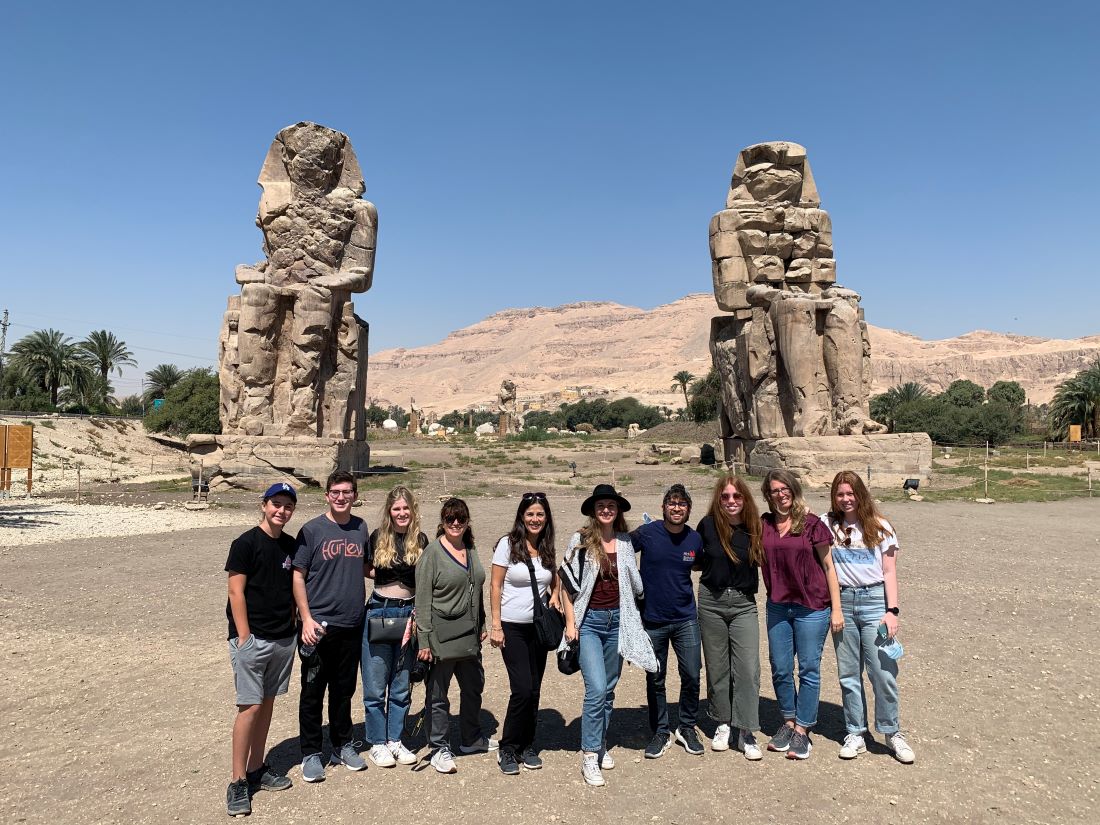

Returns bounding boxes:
[771,295,830,436]
[235,284,281,435]
[824,299,886,434]
[287,285,337,435]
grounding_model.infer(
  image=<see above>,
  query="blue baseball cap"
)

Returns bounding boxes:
[262,482,297,502]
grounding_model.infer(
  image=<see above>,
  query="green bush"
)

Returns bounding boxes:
[143,368,220,437]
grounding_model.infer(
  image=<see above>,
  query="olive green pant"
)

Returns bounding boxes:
[698,587,760,731]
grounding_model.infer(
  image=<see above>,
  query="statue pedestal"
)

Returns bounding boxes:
[186,434,371,491]
[724,433,933,488]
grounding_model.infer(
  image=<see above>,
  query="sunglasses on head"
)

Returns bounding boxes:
[521,491,547,503]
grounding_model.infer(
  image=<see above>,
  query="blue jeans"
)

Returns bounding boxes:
[644,618,701,734]
[578,608,623,753]
[360,599,414,744]
[832,583,900,734]
[765,600,830,729]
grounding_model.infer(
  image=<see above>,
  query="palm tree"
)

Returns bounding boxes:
[870,381,929,432]
[79,330,137,382]
[671,370,695,408]
[9,328,94,406]
[889,382,929,405]
[144,363,184,401]
[1049,360,1100,439]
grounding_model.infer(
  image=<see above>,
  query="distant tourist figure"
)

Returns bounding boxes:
[361,485,428,768]
[293,471,369,781]
[489,492,561,774]
[694,475,765,760]
[825,471,915,764]
[224,483,299,817]
[630,484,705,760]
[759,469,843,761]
[415,498,496,774]
[559,484,657,787]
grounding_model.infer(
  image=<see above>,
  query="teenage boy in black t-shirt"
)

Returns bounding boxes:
[225,482,299,818]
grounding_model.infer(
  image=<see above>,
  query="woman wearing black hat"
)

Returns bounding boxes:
[559,484,657,787]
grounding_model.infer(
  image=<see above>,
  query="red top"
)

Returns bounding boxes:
[760,513,833,610]
[588,552,620,609]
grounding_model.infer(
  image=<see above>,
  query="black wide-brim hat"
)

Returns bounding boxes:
[581,483,632,517]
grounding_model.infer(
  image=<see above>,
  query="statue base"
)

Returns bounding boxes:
[723,433,933,488]
[186,434,371,491]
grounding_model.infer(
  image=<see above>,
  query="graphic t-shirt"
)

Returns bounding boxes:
[224,526,297,641]
[630,521,701,624]
[492,537,553,624]
[825,515,898,588]
[293,513,369,628]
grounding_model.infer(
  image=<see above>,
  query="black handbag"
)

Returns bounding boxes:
[555,548,586,675]
[523,556,564,651]
[368,616,406,644]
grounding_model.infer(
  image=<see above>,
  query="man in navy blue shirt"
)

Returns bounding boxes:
[631,484,705,758]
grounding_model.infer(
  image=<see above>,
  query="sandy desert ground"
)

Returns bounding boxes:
[1,442,1097,824]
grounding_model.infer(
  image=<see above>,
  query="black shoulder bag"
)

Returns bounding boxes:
[523,555,564,651]
[556,548,586,675]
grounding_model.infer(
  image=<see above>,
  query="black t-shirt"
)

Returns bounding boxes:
[225,526,297,640]
[367,529,428,590]
[695,515,759,595]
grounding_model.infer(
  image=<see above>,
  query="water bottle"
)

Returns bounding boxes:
[300,620,328,657]
[642,512,653,524]
[877,623,904,660]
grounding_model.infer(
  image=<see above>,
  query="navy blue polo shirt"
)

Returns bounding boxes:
[630,520,702,624]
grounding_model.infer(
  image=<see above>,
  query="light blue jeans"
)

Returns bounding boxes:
[832,583,900,734]
[765,600,830,729]
[360,599,414,744]
[578,608,623,753]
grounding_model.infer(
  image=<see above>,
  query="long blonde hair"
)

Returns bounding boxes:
[577,511,628,572]
[374,485,424,568]
[761,469,808,535]
[705,474,764,566]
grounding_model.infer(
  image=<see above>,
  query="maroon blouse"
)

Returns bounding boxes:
[760,512,833,610]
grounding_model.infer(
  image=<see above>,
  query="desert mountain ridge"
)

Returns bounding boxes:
[369,294,1100,413]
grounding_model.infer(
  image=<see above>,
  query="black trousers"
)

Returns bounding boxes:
[298,624,362,756]
[500,621,548,753]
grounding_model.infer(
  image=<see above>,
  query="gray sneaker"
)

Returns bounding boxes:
[520,748,543,770]
[786,730,813,760]
[768,725,795,752]
[497,747,520,775]
[246,763,292,792]
[226,778,251,817]
[330,742,367,771]
[301,752,325,783]
[644,732,672,759]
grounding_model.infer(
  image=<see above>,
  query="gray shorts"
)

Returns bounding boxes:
[228,635,295,705]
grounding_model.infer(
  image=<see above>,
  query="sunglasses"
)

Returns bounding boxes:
[521,491,548,503]
[769,486,792,498]
[720,493,744,502]
[840,526,854,547]
[444,515,468,525]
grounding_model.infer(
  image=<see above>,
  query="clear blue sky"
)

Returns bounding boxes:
[2,1,1097,398]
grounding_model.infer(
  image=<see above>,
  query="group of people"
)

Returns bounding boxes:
[223,467,915,816]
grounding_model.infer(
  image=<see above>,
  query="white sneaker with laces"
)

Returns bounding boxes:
[430,747,457,773]
[581,753,605,787]
[887,732,915,764]
[369,743,396,767]
[737,729,763,761]
[711,724,731,752]
[388,740,417,765]
[839,733,867,760]
[600,748,615,770]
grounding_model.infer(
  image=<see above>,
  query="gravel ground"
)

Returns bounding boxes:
[1,487,1098,824]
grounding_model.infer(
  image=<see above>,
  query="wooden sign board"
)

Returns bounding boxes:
[1069,424,1083,443]
[2,424,34,469]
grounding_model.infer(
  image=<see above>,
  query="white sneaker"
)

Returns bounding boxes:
[839,733,867,760]
[368,743,396,767]
[711,724,731,752]
[887,732,915,764]
[388,740,417,765]
[581,753,605,787]
[430,747,457,773]
[737,729,763,761]
[600,748,615,770]
[458,736,499,754]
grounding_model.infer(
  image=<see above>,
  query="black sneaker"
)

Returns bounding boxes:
[768,725,795,752]
[497,747,520,775]
[246,763,292,792]
[226,778,251,817]
[520,748,543,770]
[675,726,705,756]
[786,730,813,760]
[645,731,672,759]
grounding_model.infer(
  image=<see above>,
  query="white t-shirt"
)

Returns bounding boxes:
[492,536,553,624]
[826,515,899,588]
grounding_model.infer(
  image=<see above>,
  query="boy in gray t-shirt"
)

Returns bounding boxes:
[292,471,370,781]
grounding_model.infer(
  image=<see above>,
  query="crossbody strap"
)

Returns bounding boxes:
[522,555,547,617]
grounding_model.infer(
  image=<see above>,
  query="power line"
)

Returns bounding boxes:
[8,311,213,342]
[6,321,215,362]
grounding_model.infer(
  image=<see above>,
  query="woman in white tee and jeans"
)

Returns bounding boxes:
[489,492,560,775]
[825,471,915,764]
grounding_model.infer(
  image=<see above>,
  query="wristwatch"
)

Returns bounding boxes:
[885,606,900,616]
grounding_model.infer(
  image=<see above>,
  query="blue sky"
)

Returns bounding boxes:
[2,1,1097,399]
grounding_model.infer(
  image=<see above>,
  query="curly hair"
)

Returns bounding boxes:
[761,468,808,535]
[705,474,763,566]
[373,485,424,568]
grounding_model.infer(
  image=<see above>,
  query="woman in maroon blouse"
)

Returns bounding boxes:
[759,469,843,761]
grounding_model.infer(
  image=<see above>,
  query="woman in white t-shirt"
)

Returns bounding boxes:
[489,492,561,775]
[826,471,915,765]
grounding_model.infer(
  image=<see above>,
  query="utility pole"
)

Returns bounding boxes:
[0,309,9,383]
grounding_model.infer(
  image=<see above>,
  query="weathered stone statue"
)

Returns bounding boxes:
[219,121,375,439]
[497,379,519,436]
[709,142,929,483]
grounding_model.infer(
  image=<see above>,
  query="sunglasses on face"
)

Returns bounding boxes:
[521,491,547,503]
[720,493,743,502]
[444,515,468,525]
